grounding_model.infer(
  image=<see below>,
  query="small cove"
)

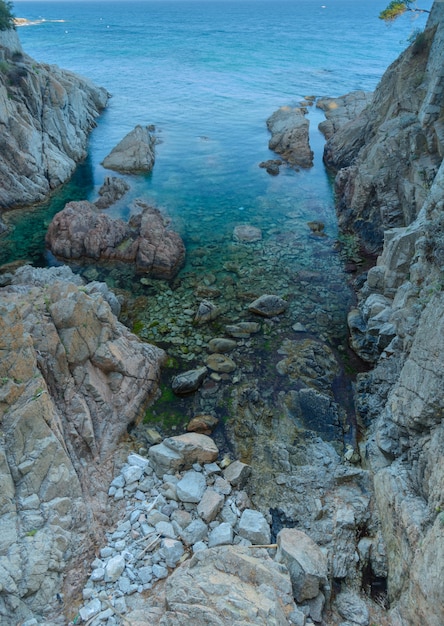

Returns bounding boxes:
[2,0,429,450]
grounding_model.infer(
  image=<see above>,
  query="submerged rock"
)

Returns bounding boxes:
[233,224,262,242]
[225,321,261,338]
[248,294,288,317]
[259,159,282,175]
[194,299,220,324]
[207,337,237,353]
[204,353,237,373]
[102,124,156,173]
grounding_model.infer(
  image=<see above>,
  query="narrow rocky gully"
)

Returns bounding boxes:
[60,100,386,625]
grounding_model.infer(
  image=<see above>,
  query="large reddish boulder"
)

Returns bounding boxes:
[46,199,185,279]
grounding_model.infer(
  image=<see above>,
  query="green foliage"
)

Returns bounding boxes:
[0,1,15,31]
[379,1,430,23]
[379,1,408,22]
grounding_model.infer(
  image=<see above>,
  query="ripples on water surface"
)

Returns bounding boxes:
[3,0,431,437]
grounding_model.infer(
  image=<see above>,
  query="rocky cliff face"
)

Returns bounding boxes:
[325,3,444,624]
[0,29,108,209]
[0,266,165,624]
[325,4,444,253]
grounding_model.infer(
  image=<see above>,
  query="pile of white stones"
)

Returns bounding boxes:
[75,435,270,625]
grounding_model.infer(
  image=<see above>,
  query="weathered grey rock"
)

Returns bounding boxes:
[83,280,121,317]
[306,591,325,623]
[171,367,208,395]
[155,521,177,539]
[233,224,262,242]
[127,454,150,472]
[194,299,220,324]
[46,200,185,280]
[335,591,369,626]
[180,519,209,546]
[0,30,108,209]
[317,91,373,140]
[267,106,313,168]
[223,460,252,488]
[102,125,156,173]
[105,555,126,583]
[154,546,298,625]
[225,321,261,338]
[238,509,271,545]
[276,529,328,602]
[207,337,237,353]
[197,489,225,523]
[0,266,165,622]
[176,470,207,503]
[204,353,237,373]
[148,443,183,476]
[122,465,143,485]
[324,8,444,253]
[248,294,288,317]
[160,538,184,568]
[153,564,168,580]
[148,433,218,476]
[79,598,102,622]
[208,523,234,547]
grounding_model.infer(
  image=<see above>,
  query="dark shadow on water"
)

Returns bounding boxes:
[0,157,94,268]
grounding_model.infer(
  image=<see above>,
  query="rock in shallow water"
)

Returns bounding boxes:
[204,353,237,373]
[233,224,262,242]
[102,124,156,173]
[46,200,185,280]
[267,106,313,168]
[171,366,208,395]
[248,294,288,317]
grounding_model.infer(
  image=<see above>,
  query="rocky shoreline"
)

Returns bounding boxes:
[1,3,444,626]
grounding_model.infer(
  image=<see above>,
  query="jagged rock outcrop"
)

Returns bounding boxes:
[352,162,444,626]
[94,176,130,210]
[102,125,156,173]
[334,5,444,624]
[324,8,444,253]
[46,199,186,279]
[266,106,313,168]
[0,266,166,624]
[317,90,373,140]
[0,30,108,209]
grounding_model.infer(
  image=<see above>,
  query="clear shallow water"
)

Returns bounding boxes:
[6,0,430,260]
[1,1,432,436]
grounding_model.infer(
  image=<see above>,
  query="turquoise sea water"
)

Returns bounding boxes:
[6,0,430,265]
[2,1,432,435]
